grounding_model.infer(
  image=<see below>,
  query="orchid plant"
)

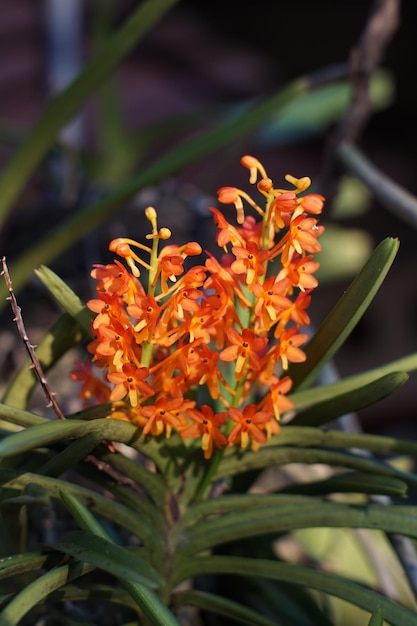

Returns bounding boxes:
[1,156,417,626]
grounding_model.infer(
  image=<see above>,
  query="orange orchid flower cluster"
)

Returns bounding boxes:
[71,156,325,459]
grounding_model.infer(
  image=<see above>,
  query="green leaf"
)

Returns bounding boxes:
[52,530,162,588]
[0,552,50,580]
[0,560,95,625]
[216,445,417,489]
[282,472,408,498]
[1,313,87,410]
[291,351,417,411]
[176,501,417,558]
[267,425,417,459]
[0,0,181,228]
[172,589,277,626]
[39,432,104,477]
[287,237,399,391]
[0,404,46,428]
[368,607,385,626]
[0,416,185,477]
[290,371,408,426]
[35,266,93,336]
[172,556,417,626]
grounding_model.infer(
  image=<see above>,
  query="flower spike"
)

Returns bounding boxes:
[73,155,324,459]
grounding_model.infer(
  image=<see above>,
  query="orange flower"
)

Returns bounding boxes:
[70,361,111,405]
[252,277,292,332]
[264,327,308,374]
[227,404,272,450]
[230,241,269,286]
[260,375,294,421]
[107,363,154,407]
[181,404,227,459]
[278,254,320,291]
[220,328,268,378]
[140,396,193,437]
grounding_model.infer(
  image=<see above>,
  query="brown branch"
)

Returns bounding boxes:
[336,0,400,145]
[1,256,66,420]
[322,0,400,196]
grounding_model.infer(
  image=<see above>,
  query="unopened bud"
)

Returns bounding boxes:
[159,227,171,240]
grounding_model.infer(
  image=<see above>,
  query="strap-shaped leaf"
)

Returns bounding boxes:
[281,472,407,498]
[287,237,399,391]
[0,560,94,626]
[176,501,417,558]
[0,552,50,580]
[172,589,277,626]
[266,425,417,458]
[35,265,93,336]
[171,556,417,626]
[290,371,408,427]
[216,445,417,489]
[0,416,184,476]
[52,530,162,588]
[291,350,417,410]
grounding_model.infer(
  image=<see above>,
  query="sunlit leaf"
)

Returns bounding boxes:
[290,371,407,427]
[288,238,399,391]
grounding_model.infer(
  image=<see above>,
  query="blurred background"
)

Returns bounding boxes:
[0,0,416,434]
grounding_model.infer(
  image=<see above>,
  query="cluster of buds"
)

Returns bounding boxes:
[71,156,325,459]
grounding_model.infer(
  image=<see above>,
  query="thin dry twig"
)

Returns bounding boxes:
[1,256,66,420]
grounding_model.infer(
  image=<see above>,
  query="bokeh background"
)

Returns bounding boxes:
[0,0,416,434]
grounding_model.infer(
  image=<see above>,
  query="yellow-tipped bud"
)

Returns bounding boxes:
[145,206,158,230]
[159,227,172,240]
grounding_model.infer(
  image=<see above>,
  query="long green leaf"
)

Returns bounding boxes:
[0,404,46,428]
[0,78,307,305]
[53,530,162,588]
[1,313,87,410]
[47,583,138,612]
[0,560,95,626]
[216,446,417,489]
[287,237,399,391]
[35,266,93,335]
[175,502,417,558]
[60,489,180,626]
[267,425,417,458]
[291,350,417,411]
[172,556,417,626]
[0,0,180,227]
[290,371,408,427]
[171,589,277,626]
[282,472,407,498]
[0,417,184,475]
[0,552,50,580]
